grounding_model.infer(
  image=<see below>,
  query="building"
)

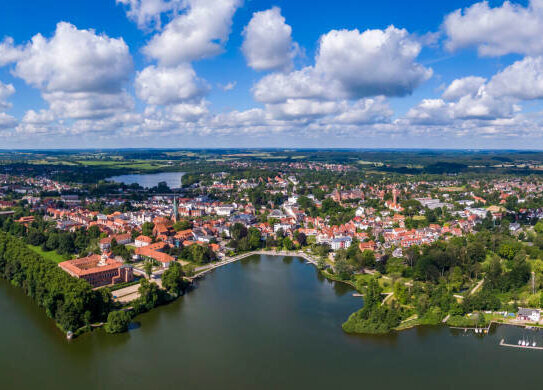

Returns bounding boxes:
[330,236,352,250]
[99,233,132,251]
[59,254,133,288]
[134,235,152,247]
[517,308,540,322]
[134,242,175,268]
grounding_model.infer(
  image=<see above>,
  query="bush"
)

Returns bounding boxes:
[105,310,132,334]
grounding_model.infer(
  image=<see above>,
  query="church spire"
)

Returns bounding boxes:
[173,195,178,222]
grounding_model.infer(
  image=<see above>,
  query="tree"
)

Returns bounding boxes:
[144,261,153,278]
[87,225,101,239]
[173,219,192,231]
[230,223,247,240]
[142,222,154,237]
[104,310,132,334]
[247,228,262,250]
[467,240,486,263]
[361,250,376,268]
[335,256,353,280]
[162,262,187,295]
[294,231,307,247]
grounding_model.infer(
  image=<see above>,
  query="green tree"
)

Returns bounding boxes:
[162,262,187,295]
[104,311,132,334]
[144,261,153,278]
[142,222,155,237]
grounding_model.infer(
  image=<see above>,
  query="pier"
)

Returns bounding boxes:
[499,339,543,350]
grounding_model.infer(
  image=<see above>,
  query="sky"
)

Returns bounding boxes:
[1,0,543,149]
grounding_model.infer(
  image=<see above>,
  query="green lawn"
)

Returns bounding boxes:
[27,245,66,263]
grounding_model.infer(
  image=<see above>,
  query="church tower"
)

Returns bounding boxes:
[173,195,179,223]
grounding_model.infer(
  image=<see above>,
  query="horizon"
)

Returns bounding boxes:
[1,0,543,148]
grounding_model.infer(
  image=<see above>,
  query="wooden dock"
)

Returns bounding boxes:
[499,339,543,350]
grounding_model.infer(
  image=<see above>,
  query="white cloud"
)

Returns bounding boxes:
[218,81,236,91]
[0,81,15,110]
[136,64,208,105]
[486,56,543,100]
[332,97,393,125]
[116,0,182,30]
[242,7,298,71]
[15,109,58,135]
[0,37,24,66]
[43,91,134,119]
[315,27,432,98]
[143,0,241,65]
[254,26,432,103]
[253,68,328,103]
[3,22,134,120]
[444,0,543,56]
[442,76,486,101]
[267,99,340,120]
[21,109,55,124]
[452,92,517,120]
[0,112,17,129]
[406,99,452,125]
[13,22,132,94]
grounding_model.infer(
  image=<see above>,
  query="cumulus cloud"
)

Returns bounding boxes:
[116,0,182,30]
[444,0,543,56]
[406,99,452,125]
[254,26,432,103]
[136,64,209,105]
[13,22,132,94]
[242,7,298,71]
[2,22,134,120]
[143,0,241,65]
[0,81,15,110]
[0,112,17,130]
[315,27,432,98]
[442,76,486,101]
[0,37,24,66]
[330,97,393,125]
[485,56,543,100]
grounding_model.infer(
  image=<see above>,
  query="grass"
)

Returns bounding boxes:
[27,245,67,263]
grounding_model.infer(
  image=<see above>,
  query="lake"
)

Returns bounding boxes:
[0,255,542,389]
[106,171,185,189]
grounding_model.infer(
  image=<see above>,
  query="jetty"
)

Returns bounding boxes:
[499,339,543,350]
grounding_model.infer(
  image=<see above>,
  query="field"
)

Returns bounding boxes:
[27,245,67,263]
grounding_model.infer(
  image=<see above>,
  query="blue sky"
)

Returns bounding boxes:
[0,0,542,149]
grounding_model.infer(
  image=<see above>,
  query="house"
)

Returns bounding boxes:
[330,236,352,250]
[99,233,132,251]
[59,254,133,288]
[134,242,174,268]
[134,235,152,247]
[517,308,540,322]
[359,241,376,252]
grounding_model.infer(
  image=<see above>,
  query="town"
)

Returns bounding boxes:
[3,151,543,337]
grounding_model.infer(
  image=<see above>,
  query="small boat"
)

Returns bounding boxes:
[533,342,537,347]
[518,340,522,345]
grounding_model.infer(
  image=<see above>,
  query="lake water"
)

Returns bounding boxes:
[107,171,185,189]
[1,255,542,390]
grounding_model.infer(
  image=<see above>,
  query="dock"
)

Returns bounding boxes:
[499,339,543,350]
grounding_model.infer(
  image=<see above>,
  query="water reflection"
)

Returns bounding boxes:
[107,171,185,189]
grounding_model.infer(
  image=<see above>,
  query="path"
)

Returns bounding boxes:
[190,250,320,280]
[470,278,485,295]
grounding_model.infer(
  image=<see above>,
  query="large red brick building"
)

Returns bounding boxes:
[59,254,133,288]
